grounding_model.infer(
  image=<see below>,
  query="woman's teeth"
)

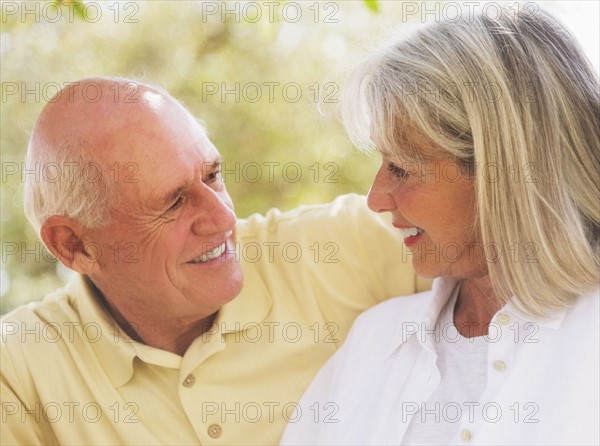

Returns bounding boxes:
[190,243,226,263]
[399,227,424,239]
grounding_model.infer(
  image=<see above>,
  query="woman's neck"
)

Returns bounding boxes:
[453,277,503,338]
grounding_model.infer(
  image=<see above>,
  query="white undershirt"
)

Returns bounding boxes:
[402,287,488,445]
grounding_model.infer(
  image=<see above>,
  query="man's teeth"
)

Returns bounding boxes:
[190,243,226,263]
[400,227,424,239]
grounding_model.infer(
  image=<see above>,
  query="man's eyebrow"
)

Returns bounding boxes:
[158,158,223,208]
[205,157,224,170]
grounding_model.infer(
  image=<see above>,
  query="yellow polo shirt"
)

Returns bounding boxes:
[1,194,430,445]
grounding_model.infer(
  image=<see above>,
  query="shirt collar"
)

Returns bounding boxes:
[66,275,137,388]
[384,277,569,359]
[69,263,273,387]
[421,278,461,337]
[214,260,273,334]
[502,300,568,330]
[384,278,458,358]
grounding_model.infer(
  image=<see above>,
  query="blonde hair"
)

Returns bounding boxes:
[343,7,600,316]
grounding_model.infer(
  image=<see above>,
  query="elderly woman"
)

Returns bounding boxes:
[281,5,599,446]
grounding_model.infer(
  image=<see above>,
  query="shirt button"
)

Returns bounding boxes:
[460,428,471,443]
[208,424,222,438]
[182,374,195,387]
[496,313,511,325]
[493,360,507,372]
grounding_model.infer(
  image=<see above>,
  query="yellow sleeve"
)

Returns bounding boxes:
[0,344,45,446]
[236,194,432,334]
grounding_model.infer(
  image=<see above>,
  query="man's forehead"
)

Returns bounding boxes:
[139,90,168,111]
[105,93,213,156]
[142,153,223,212]
[36,82,175,145]
[42,79,158,113]
[37,77,223,164]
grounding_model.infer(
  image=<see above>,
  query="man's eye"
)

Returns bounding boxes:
[387,163,408,178]
[206,167,224,189]
[206,170,222,182]
[168,196,184,212]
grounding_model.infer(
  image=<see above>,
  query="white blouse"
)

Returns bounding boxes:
[402,285,488,444]
[281,278,599,445]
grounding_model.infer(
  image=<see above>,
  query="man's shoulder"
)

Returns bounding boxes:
[1,284,79,353]
[2,285,71,322]
[0,278,97,401]
[236,193,369,238]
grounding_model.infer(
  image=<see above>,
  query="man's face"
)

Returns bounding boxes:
[86,93,243,325]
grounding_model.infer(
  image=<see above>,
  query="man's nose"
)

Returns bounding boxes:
[191,186,236,235]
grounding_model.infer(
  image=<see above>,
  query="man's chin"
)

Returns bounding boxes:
[193,269,244,307]
[223,274,244,304]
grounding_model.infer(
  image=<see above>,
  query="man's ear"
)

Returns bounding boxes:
[40,216,100,275]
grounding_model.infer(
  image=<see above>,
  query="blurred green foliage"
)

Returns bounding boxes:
[2,1,594,314]
[0,0,397,314]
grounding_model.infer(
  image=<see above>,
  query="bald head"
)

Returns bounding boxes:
[31,78,186,163]
[24,78,242,339]
[24,77,205,233]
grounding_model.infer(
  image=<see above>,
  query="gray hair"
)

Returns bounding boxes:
[22,77,176,235]
[343,7,600,316]
[23,137,115,234]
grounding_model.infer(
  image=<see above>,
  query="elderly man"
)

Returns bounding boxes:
[0,78,427,445]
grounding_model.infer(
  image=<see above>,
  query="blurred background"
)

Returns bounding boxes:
[1,0,598,314]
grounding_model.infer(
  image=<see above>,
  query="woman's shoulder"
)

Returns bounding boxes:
[338,287,436,355]
[356,288,434,325]
[564,287,600,329]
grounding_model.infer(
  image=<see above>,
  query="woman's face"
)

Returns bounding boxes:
[367,151,488,281]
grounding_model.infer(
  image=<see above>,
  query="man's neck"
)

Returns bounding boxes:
[89,279,217,356]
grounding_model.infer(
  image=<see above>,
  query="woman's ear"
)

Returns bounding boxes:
[40,215,100,275]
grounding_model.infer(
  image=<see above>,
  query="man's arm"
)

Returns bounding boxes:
[0,345,45,445]
[236,193,432,334]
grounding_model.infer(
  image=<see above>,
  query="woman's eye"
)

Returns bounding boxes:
[387,162,408,178]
